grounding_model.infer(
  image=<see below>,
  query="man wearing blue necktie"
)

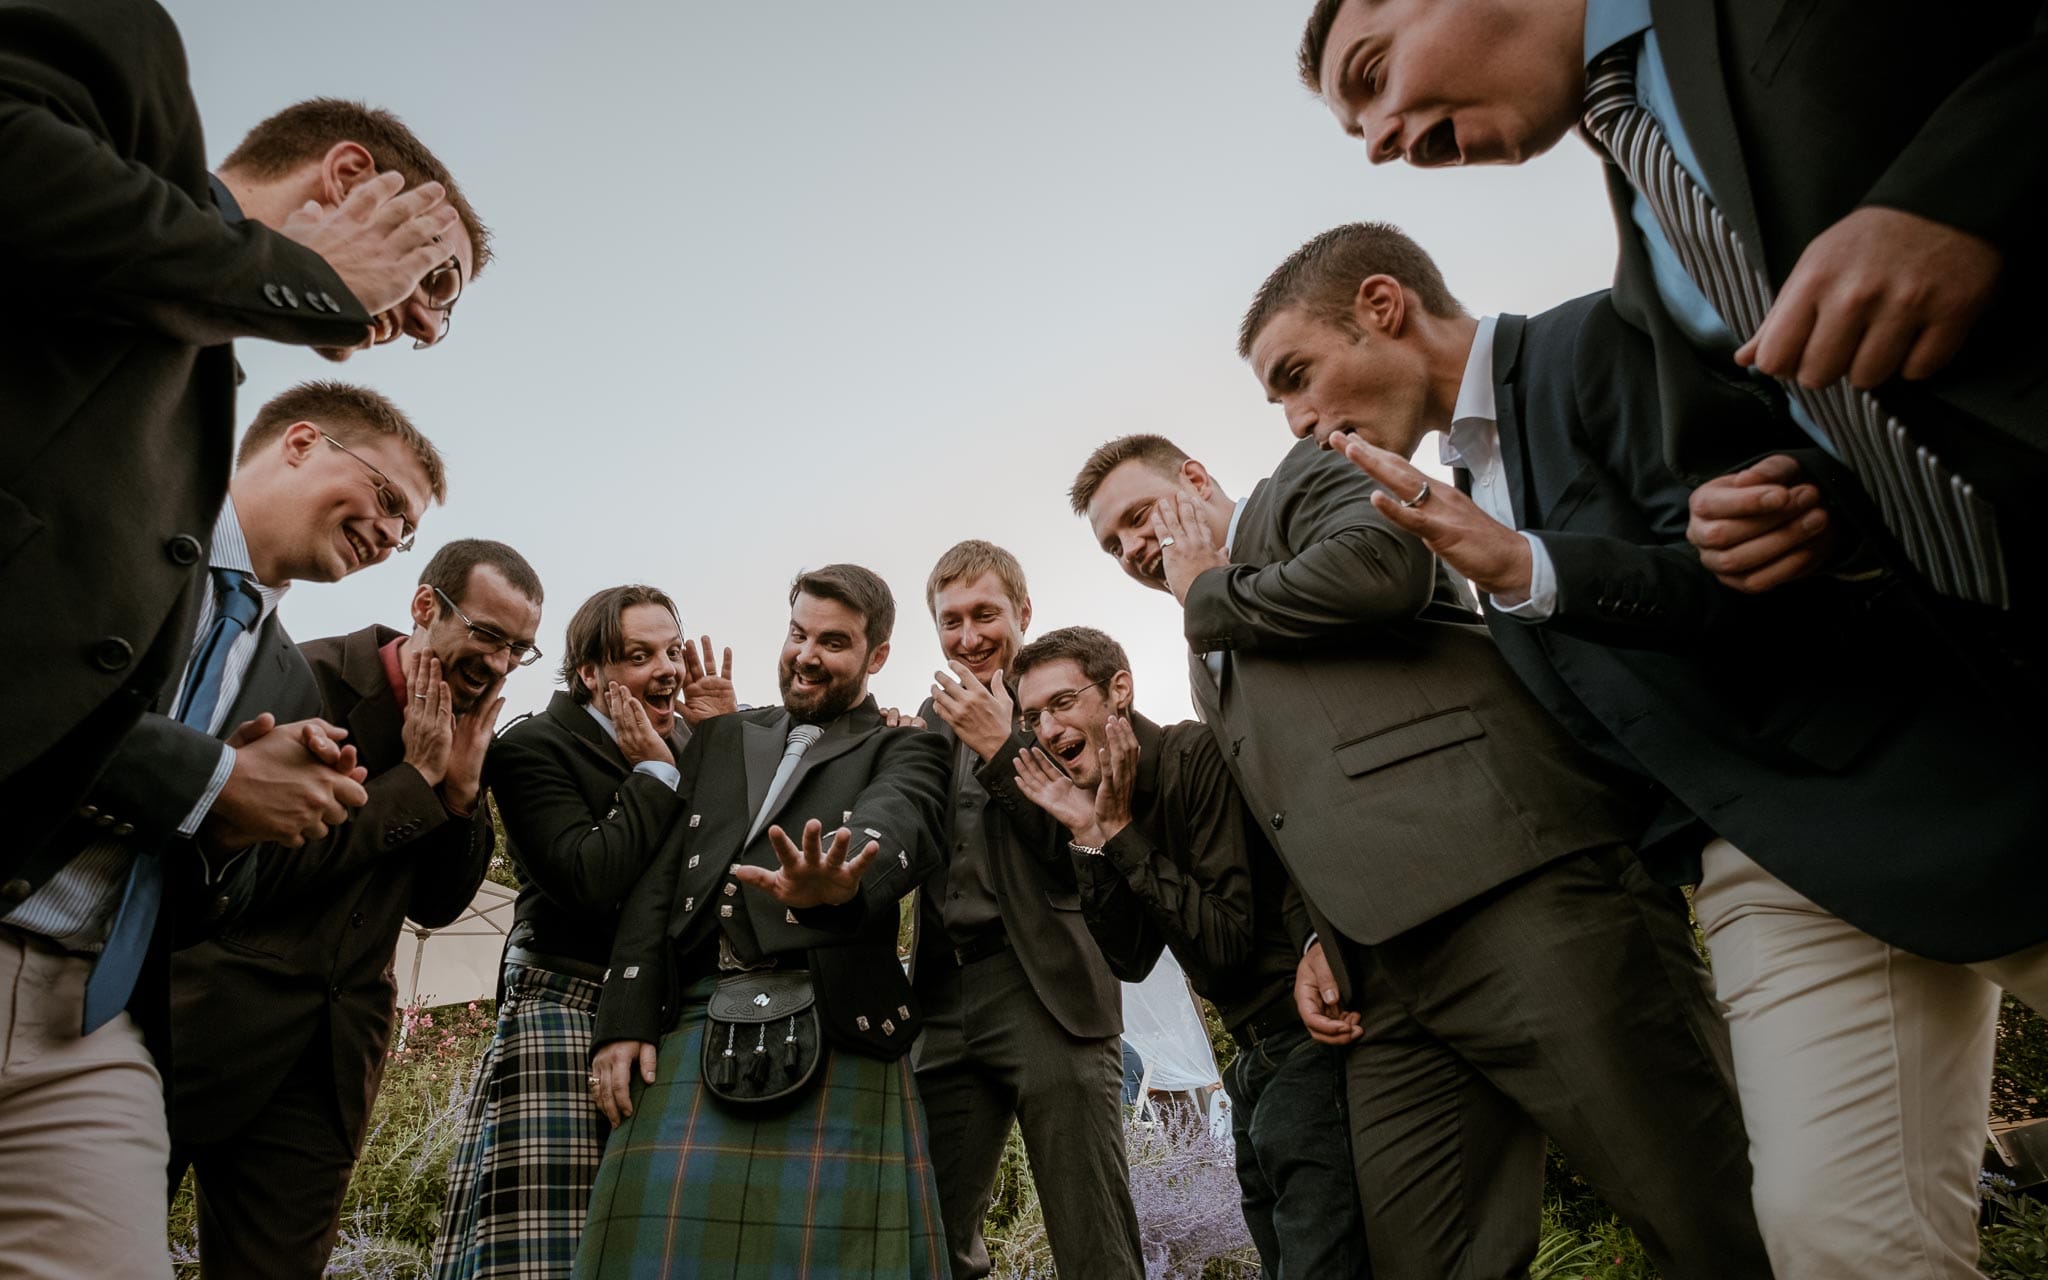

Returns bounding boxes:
[0,380,450,1275]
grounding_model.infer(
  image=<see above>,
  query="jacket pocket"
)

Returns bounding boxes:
[211,932,285,961]
[1334,708,1485,777]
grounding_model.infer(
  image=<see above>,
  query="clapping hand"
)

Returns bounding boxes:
[401,651,455,786]
[1013,716,1139,848]
[1012,747,1097,840]
[277,170,461,329]
[605,681,673,768]
[1687,454,1837,593]
[442,674,506,815]
[680,635,737,725]
[930,662,1013,762]
[1150,494,1228,604]
[732,819,879,909]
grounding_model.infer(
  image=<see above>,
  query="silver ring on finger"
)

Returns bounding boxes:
[1397,480,1432,509]
[1160,536,1177,548]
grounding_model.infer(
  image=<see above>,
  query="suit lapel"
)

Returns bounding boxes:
[1651,0,1768,273]
[1490,314,1532,530]
[338,627,402,758]
[742,711,791,823]
[759,704,876,831]
[550,692,631,775]
[221,616,296,727]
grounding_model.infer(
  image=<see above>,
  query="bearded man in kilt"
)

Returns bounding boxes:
[582,565,952,1279]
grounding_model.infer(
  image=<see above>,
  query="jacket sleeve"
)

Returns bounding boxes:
[1074,851,1167,984]
[591,776,697,1050]
[0,3,373,344]
[973,731,1075,886]
[236,761,448,903]
[793,727,952,931]
[79,711,222,843]
[489,729,681,911]
[1093,733,1254,994]
[1181,445,1438,655]
[404,801,495,928]
[1859,12,2048,260]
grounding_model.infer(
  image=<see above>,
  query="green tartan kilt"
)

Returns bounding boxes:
[574,982,947,1280]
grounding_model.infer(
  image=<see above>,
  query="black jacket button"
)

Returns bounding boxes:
[90,637,134,672]
[165,534,202,566]
[1,878,32,904]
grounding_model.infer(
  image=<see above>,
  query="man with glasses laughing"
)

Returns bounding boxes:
[170,538,541,1280]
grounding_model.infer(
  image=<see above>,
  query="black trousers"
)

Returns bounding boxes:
[1336,845,1773,1280]
[170,1026,358,1280]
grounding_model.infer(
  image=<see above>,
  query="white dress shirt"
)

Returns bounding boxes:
[1202,498,1247,686]
[1438,316,1559,620]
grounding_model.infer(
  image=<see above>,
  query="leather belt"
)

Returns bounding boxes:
[951,928,1011,968]
[504,945,607,984]
[1229,994,1305,1050]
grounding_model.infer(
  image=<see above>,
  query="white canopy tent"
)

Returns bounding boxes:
[398,879,519,1008]
[1120,947,1222,1094]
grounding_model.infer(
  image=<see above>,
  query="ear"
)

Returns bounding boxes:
[1016,596,1033,635]
[319,141,380,206]
[577,662,602,700]
[1181,459,1215,501]
[1352,274,1408,338]
[865,639,891,675]
[409,583,438,631]
[280,420,323,466]
[1108,671,1134,714]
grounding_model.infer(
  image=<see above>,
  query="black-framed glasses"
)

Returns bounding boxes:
[322,433,418,551]
[413,255,464,350]
[434,587,543,666]
[1016,681,1109,737]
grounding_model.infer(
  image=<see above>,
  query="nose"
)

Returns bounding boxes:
[1285,402,1315,440]
[1368,112,1404,165]
[1116,529,1150,568]
[484,646,517,677]
[398,293,446,347]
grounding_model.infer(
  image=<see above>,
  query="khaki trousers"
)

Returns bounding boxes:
[1694,840,2048,1280]
[0,926,173,1279]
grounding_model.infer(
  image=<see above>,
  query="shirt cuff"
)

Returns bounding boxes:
[633,759,682,791]
[1488,531,1559,621]
[177,743,237,837]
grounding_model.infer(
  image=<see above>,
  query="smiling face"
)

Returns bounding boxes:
[1317,0,1587,169]
[578,601,684,735]
[415,564,543,713]
[931,572,1030,684]
[780,591,889,724]
[243,421,430,586]
[1084,457,1211,592]
[1016,657,1130,789]
[1248,304,1432,456]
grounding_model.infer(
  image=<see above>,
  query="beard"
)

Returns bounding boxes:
[778,656,865,725]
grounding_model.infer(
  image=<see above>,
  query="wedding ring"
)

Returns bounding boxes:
[1398,481,1432,509]
[413,693,428,700]
[587,1074,600,1086]
[1160,536,1177,548]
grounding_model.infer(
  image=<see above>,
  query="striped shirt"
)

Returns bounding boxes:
[1,499,286,949]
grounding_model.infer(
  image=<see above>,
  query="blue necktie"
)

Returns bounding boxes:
[82,568,261,1032]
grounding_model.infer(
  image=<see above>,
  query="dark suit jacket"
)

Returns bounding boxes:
[908,708,1122,1042]
[489,690,690,973]
[1607,0,2047,599]
[595,699,950,1059]
[1183,438,1640,954]
[1071,714,1297,1032]
[1480,295,2048,963]
[0,0,375,863]
[170,624,494,1146]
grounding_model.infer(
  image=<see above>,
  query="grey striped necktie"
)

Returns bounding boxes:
[1581,45,2008,609]
[746,722,825,846]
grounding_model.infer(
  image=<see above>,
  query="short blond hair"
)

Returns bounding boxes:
[925,540,1029,617]
[237,380,446,503]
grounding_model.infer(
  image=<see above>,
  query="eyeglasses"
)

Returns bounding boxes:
[412,256,464,350]
[1016,681,1109,738]
[434,587,544,666]
[322,433,418,551]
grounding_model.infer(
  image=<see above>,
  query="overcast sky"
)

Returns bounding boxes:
[169,0,1616,726]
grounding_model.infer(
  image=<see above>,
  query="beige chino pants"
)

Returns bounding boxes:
[1693,839,2048,1280]
[0,927,173,1279]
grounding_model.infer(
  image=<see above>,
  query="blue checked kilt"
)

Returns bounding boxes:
[573,978,947,1280]
[431,963,608,1280]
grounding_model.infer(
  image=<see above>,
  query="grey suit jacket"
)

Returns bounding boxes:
[1183,438,1638,948]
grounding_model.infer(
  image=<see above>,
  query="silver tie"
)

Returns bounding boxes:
[746,722,825,846]
[1582,45,2008,608]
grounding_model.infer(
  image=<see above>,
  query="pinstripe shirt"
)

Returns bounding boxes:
[1,499,286,949]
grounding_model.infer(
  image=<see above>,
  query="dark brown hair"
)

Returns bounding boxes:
[236,380,447,503]
[1239,221,1463,358]
[925,540,1029,617]
[221,98,493,277]
[1299,0,1350,93]
[420,539,542,609]
[558,585,679,703]
[1069,434,1191,516]
[1010,626,1131,691]
[791,564,895,652]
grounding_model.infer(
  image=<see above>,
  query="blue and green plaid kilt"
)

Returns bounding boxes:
[431,963,608,1280]
[574,979,946,1280]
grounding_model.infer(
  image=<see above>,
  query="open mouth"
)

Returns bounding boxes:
[1048,736,1088,766]
[789,669,828,696]
[371,311,403,345]
[643,689,675,717]
[954,647,997,672]
[1410,118,1461,167]
[342,527,373,567]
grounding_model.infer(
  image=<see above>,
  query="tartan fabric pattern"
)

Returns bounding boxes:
[574,981,947,1280]
[431,964,609,1280]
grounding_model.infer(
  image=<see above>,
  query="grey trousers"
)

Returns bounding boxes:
[913,948,1142,1280]
[1336,846,1773,1280]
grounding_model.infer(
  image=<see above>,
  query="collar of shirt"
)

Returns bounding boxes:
[209,496,287,626]
[379,635,410,707]
[1582,0,1651,63]
[1437,315,1500,470]
[584,703,621,743]
[208,173,246,224]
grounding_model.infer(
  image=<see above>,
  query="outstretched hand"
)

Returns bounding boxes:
[1012,747,1097,839]
[1341,437,1535,602]
[731,819,879,909]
